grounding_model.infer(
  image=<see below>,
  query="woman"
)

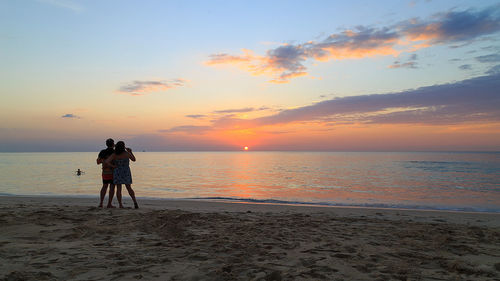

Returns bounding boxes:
[106,141,139,209]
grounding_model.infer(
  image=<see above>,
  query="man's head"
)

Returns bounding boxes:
[106,138,114,148]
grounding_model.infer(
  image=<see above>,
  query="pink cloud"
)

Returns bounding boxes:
[166,73,500,133]
[206,6,500,83]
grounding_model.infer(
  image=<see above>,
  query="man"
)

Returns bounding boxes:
[97,138,116,208]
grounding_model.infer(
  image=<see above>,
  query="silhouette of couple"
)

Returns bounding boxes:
[97,138,139,209]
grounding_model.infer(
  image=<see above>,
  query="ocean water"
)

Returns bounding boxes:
[0,152,499,212]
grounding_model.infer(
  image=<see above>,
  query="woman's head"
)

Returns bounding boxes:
[115,141,125,155]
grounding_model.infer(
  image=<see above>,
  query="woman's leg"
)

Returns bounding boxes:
[99,183,108,207]
[116,184,124,208]
[106,184,115,208]
[125,184,138,209]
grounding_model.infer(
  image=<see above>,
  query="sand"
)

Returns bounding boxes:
[0,196,499,280]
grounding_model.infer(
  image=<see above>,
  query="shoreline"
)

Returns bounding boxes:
[2,194,499,215]
[1,196,499,280]
[2,195,500,227]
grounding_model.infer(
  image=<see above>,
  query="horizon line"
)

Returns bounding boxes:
[1,150,498,153]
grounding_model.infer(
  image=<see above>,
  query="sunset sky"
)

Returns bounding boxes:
[1,0,500,151]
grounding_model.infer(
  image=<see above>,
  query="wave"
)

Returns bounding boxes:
[2,193,498,213]
[186,196,500,213]
[401,160,500,175]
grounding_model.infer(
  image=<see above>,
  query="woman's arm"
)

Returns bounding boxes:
[126,148,136,162]
[105,154,117,168]
[97,157,104,165]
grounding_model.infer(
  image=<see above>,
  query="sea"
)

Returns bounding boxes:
[0,152,499,212]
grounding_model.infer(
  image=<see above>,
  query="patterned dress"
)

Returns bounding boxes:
[113,158,132,184]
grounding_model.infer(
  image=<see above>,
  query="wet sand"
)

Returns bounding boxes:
[0,196,499,280]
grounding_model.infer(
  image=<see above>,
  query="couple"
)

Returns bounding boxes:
[97,138,139,209]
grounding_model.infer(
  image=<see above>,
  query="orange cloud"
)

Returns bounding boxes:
[269,71,308,84]
[205,47,308,83]
[404,23,442,42]
[164,73,500,144]
[206,28,404,83]
[317,45,400,60]
[206,6,500,83]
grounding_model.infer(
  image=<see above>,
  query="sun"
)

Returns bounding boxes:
[244,146,249,151]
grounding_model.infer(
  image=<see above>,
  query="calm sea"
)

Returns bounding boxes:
[0,152,499,212]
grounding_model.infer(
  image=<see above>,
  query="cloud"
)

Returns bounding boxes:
[486,64,500,75]
[475,54,500,63]
[159,125,213,134]
[388,61,417,69]
[263,74,500,126]
[126,133,235,151]
[166,73,500,132]
[61,113,80,119]
[258,74,500,125]
[213,107,255,114]
[459,64,472,70]
[207,27,400,83]
[186,114,207,119]
[205,49,263,75]
[310,27,400,60]
[183,107,272,123]
[117,79,187,96]
[270,71,308,84]
[401,7,500,43]
[206,6,500,83]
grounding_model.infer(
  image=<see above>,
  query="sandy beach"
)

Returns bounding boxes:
[0,196,499,280]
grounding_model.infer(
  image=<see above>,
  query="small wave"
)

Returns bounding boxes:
[1,193,498,213]
[188,197,500,213]
[0,192,15,196]
[402,160,500,174]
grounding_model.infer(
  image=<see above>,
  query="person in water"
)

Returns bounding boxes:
[105,141,139,209]
[97,138,116,208]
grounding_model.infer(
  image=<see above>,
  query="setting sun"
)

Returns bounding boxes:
[244,146,249,151]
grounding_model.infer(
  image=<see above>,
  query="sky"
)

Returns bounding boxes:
[1,0,500,152]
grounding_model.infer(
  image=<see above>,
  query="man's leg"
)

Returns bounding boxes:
[107,184,115,208]
[99,183,108,207]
